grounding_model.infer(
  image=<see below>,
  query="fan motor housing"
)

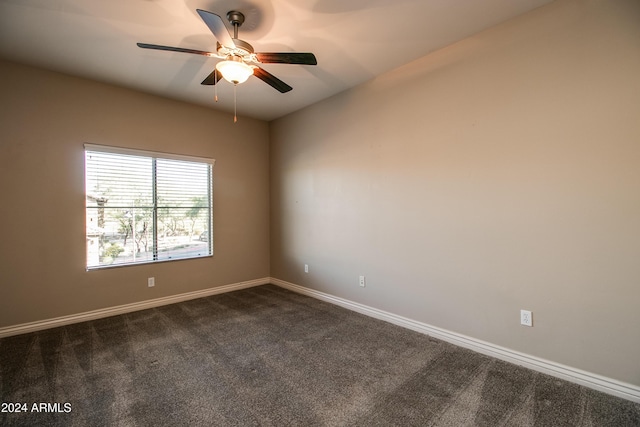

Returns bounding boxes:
[217,39,254,57]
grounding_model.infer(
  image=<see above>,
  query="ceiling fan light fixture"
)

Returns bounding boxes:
[216,56,253,84]
[138,9,317,96]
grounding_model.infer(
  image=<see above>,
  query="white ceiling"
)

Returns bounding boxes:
[0,0,553,121]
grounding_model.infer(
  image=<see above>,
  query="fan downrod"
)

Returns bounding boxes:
[227,11,245,38]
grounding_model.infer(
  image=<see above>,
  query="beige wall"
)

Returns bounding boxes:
[0,60,270,327]
[270,0,640,386]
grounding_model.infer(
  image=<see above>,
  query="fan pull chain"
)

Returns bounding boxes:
[234,83,238,123]
[214,72,218,102]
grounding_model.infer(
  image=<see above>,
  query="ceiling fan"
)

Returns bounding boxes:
[137,9,317,94]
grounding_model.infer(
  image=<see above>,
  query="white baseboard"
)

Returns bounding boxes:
[2,277,638,403]
[0,277,270,338]
[271,278,640,404]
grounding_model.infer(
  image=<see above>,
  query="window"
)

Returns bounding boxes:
[85,144,213,269]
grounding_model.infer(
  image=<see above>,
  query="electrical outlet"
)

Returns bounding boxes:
[520,310,532,327]
[148,277,155,287]
[359,276,366,287]
[304,264,309,273]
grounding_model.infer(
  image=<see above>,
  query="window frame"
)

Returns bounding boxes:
[84,143,215,270]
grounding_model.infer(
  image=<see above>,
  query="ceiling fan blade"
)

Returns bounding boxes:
[256,52,317,65]
[253,67,293,93]
[196,9,236,49]
[137,43,217,57]
[201,69,223,85]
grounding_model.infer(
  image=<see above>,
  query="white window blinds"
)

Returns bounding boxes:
[85,144,213,269]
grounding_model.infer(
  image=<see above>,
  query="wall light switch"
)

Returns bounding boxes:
[148,277,155,287]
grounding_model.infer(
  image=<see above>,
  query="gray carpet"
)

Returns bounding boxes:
[1,285,639,426]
